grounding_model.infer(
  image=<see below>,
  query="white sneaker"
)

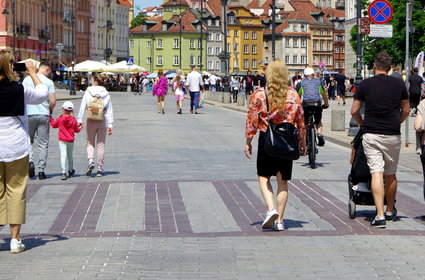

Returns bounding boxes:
[273,221,285,231]
[262,209,279,229]
[10,238,25,254]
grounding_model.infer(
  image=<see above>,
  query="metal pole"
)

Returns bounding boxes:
[70,0,76,95]
[355,0,362,83]
[271,0,276,60]
[200,0,203,72]
[404,1,411,146]
[222,0,228,76]
[179,0,182,69]
[12,0,15,55]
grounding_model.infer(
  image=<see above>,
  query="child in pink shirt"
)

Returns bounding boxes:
[50,101,81,180]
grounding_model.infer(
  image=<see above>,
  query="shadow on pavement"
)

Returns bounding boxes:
[2,234,69,251]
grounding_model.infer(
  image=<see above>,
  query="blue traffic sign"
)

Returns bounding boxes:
[126,58,134,66]
[368,0,393,24]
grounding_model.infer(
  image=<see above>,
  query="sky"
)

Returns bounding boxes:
[134,0,163,11]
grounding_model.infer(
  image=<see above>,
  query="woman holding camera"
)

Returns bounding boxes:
[0,51,48,253]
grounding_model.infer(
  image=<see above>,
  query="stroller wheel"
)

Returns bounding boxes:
[348,200,356,219]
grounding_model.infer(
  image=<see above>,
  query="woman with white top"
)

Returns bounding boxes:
[77,74,114,177]
[0,52,48,253]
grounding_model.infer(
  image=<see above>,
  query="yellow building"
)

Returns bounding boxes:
[226,6,264,73]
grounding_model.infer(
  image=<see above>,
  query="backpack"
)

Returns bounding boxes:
[86,90,105,121]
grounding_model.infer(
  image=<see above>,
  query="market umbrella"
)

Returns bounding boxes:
[229,70,247,76]
[146,73,158,79]
[164,70,176,76]
[104,60,146,73]
[166,73,176,79]
[73,60,108,72]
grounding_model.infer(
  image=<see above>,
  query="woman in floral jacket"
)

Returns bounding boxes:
[245,60,306,231]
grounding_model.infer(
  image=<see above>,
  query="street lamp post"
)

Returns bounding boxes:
[221,0,228,76]
[355,0,362,83]
[64,5,76,95]
[2,0,16,55]
[270,0,276,60]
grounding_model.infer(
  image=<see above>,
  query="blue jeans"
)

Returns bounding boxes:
[210,85,216,92]
[190,91,199,111]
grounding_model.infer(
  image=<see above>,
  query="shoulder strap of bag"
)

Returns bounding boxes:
[264,89,270,119]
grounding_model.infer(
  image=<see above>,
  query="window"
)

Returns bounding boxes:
[233,58,238,67]
[173,55,179,65]
[244,32,249,39]
[190,55,195,66]
[198,39,202,49]
[198,55,202,66]
[335,46,339,53]
[216,61,220,70]
[216,20,220,26]
[320,41,324,51]
[227,43,230,52]
[285,38,290,47]
[293,39,298,47]
[157,39,163,49]
[301,38,306,47]
[228,15,235,23]
[326,56,331,65]
[234,30,238,37]
[293,55,298,64]
[143,25,147,31]
[226,30,230,36]
[313,41,318,50]
[162,24,167,31]
[342,46,345,53]
[243,44,249,54]
[243,59,249,69]
[215,33,221,41]
[285,55,290,64]
[147,41,151,48]
[301,25,306,32]
[318,16,323,23]
[313,56,318,65]
[234,43,238,53]
[207,60,213,70]
[327,41,332,51]
[252,59,257,69]
[265,57,269,64]
[342,62,345,68]
[157,55,163,65]
[293,25,298,32]
[320,29,324,35]
[252,44,257,54]
[215,47,221,55]
[197,24,202,32]
[207,33,213,41]
[147,57,152,64]
[174,39,179,48]
[301,55,306,64]
[319,56,324,64]
[207,19,212,26]
[207,47,213,55]
[190,39,195,49]
[129,40,134,49]
[252,31,257,39]
[335,62,340,69]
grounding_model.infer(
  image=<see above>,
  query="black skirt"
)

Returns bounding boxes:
[257,131,293,179]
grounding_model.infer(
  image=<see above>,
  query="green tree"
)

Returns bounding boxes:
[350,0,425,69]
[131,13,147,29]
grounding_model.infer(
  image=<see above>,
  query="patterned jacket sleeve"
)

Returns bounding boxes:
[245,94,262,138]
[294,94,305,141]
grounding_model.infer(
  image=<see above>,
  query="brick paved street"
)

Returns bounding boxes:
[1,91,425,279]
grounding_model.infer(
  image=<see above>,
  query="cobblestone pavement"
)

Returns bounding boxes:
[1,91,425,279]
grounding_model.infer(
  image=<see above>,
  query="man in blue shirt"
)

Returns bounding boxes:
[24,62,56,179]
[298,67,329,146]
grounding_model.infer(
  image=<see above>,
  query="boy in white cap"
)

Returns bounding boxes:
[50,101,82,180]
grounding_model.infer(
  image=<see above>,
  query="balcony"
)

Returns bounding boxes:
[336,0,345,9]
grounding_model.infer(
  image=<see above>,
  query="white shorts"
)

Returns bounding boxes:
[362,133,401,175]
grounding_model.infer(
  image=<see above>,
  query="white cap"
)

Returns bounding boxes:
[62,101,74,111]
[304,67,315,76]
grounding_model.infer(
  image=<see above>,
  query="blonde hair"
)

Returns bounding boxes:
[175,74,182,89]
[0,49,18,82]
[265,60,289,109]
[93,73,107,86]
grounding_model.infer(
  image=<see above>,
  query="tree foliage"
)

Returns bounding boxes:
[350,0,425,69]
[131,13,147,29]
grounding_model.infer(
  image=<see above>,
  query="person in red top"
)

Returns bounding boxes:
[50,101,81,180]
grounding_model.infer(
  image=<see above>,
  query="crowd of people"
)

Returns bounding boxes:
[1,49,425,254]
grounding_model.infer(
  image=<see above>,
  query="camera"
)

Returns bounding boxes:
[13,63,26,72]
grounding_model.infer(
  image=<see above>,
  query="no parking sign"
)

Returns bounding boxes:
[368,0,393,24]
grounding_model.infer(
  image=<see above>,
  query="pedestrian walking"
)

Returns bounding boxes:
[0,54,48,253]
[351,52,410,227]
[390,67,403,80]
[186,65,204,114]
[409,67,423,115]
[24,61,56,180]
[414,98,425,221]
[50,101,81,180]
[152,70,167,114]
[334,70,347,105]
[245,60,306,231]
[77,74,114,177]
[230,76,240,103]
[174,74,185,114]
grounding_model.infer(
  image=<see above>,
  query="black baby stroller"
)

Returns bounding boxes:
[347,129,376,219]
